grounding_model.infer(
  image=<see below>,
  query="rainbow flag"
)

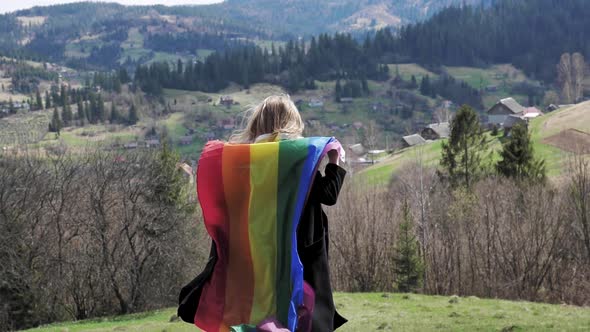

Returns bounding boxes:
[195,137,341,332]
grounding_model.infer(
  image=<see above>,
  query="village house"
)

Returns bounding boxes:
[522,106,543,119]
[218,118,236,130]
[308,98,324,108]
[402,134,426,148]
[145,139,160,148]
[219,96,234,107]
[487,97,526,125]
[179,135,193,145]
[123,142,138,149]
[420,122,450,140]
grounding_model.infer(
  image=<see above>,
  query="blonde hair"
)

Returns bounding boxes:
[230,95,304,143]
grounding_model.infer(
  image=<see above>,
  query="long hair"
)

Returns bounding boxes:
[229,95,304,143]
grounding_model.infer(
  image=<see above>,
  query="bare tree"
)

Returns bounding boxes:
[568,153,590,263]
[572,53,587,103]
[557,52,587,104]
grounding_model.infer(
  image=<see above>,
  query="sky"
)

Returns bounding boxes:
[0,0,224,14]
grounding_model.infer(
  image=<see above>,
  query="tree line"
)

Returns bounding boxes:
[327,110,588,306]
[134,33,389,94]
[0,145,204,331]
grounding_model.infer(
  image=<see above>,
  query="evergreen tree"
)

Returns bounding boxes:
[409,75,418,89]
[128,103,138,125]
[361,78,369,95]
[440,105,488,188]
[35,90,43,110]
[149,137,188,208]
[77,99,86,125]
[45,91,51,109]
[335,79,342,102]
[96,94,105,122]
[419,75,431,96]
[49,106,62,135]
[8,98,15,114]
[118,68,130,84]
[393,201,423,293]
[496,123,546,182]
[110,102,120,124]
[61,104,73,126]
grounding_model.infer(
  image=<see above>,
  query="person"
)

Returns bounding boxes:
[233,95,348,331]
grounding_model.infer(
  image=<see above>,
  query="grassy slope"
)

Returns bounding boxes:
[361,102,590,184]
[26,293,590,332]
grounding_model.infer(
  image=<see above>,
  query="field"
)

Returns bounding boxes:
[25,293,590,332]
[0,110,50,147]
[444,64,536,109]
[387,63,438,81]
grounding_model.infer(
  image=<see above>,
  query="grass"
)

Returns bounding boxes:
[26,293,590,332]
[387,63,438,81]
[444,64,540,109]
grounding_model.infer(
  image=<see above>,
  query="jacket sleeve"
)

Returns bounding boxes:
[309,163,347,206]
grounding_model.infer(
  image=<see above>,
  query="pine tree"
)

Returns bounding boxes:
[496,123,546,182]
[45,91,51,109]
[50,106,62,136]
[110,102,120,124]
[149,137,188,208]
[128,103,138,125]
[335,79,342,102]
[35,90,43,110]
[409,75,418,89]
[96,94,105,122]
[61,104,73,126]
[393,201,423,293]
[440,105,488,188]
[77,100,86,125]
[8,98,15,114]
[420,75,431,96]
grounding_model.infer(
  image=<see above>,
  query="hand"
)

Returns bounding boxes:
[327,149,339,165]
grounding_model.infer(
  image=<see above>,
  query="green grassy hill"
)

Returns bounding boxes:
[361,101,590,184]
[25,293,590,332]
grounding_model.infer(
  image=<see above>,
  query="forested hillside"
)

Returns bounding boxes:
[0,0,484,70]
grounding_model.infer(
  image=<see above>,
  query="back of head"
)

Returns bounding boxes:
[231,95,304,143]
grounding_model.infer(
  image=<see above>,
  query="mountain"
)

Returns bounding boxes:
[0,0,486,69]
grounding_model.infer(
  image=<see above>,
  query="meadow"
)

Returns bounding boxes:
[26,293,590,332]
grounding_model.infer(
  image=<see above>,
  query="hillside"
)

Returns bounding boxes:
[25,293,590,331]
[0,0,488,70]
[361,101,590,184]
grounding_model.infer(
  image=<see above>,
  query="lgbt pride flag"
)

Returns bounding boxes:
[195,137,341,332]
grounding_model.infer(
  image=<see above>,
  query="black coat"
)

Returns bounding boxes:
[297,163,347,332]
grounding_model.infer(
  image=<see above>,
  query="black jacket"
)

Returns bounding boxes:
[297,163,347,332]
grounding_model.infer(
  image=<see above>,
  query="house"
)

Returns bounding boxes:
[503,114,527,134]
[349,143,366,156]
[487,97,526,125]
[219,96,234,106]
[402,134,426,148]
[421,122,450,140]
[546,104,559,112]
[218,118,236,130]
[308,98,324,108]
[179,136,193,145]
[145,139,160,148]
[123,142,138,149]
[522,107,543,119]
[485,85,499,92]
